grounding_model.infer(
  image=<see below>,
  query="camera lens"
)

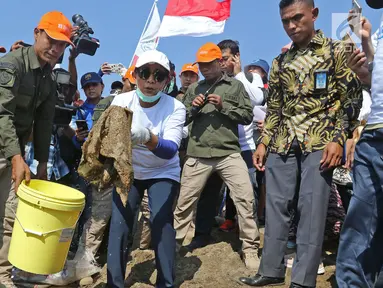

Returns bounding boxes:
[72,14,85,25]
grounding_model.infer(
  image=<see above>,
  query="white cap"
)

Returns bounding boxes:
[136,50,170,71]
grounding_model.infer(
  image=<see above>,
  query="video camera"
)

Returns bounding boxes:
[54,68,77,126]
[72,14,100,56]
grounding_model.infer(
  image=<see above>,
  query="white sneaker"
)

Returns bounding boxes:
[317,261,326,275]
[284,254,325,275]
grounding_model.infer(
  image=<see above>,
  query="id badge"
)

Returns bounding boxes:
[314,70,328,91]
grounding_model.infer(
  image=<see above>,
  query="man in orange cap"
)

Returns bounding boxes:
[0,11,73,284]
[122,65,136,92]
[176,63,199,101]
[173,42,261,270]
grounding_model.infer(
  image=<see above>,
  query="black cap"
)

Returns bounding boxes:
[111,81,123,90]
[366,0,383,9]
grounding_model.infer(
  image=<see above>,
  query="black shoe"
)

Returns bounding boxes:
[238,274,285,286]
[185,235,212,252]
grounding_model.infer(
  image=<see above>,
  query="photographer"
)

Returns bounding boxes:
[69,72,113,273]
[0,11,73,284]
[24,68,76,186]
[71,72,103,149]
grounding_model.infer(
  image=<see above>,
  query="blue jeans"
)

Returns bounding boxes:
[336,129,383,287]
[107,178,179,288]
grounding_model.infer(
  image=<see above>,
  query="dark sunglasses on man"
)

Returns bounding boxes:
[137,66,169,82]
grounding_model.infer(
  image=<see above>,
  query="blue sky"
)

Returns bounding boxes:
[1,0,381,99]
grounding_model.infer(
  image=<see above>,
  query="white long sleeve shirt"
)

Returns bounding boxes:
[235,72,265,151]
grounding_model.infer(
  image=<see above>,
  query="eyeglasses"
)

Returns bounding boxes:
[137,67,168,82]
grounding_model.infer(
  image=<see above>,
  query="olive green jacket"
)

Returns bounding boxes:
[0,46,56,161]
[182,73,253,158]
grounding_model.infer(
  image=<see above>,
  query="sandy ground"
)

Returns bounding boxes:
[87,226,338,288]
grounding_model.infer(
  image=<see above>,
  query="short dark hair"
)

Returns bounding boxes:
[169,61,175,72]
[217,39,240,55]
[279,0,315,10]
[111,81,123,90]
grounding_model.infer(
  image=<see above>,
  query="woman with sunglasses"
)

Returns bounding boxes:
[107,50,186,288]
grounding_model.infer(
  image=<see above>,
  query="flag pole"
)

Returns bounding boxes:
[129,0,158,67]
[155,36,160,49]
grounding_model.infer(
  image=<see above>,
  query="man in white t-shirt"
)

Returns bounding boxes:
[336,1,383,287]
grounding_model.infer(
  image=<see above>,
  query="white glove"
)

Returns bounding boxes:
[131,125,151,145]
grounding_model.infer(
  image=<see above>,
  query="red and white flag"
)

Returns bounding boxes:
[158,0,231,38]
[131,1,161,66]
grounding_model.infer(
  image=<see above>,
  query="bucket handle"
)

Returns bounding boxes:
[11,207,84,237]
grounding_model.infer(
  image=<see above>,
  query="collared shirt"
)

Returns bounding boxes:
[0,46,56,161]
[234,72,265,151]
[183,73,253,158]
[259,30,362,155]
[25,132,70,180]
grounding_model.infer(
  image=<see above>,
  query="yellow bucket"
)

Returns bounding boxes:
[8,180,85,275]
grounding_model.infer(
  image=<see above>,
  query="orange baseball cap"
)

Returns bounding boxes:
[181,63,199,75]
[37,11,74,46]
[123,65,136,84]
[195,42,222,64]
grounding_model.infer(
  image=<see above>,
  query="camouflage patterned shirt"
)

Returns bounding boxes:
[258,30,363,155]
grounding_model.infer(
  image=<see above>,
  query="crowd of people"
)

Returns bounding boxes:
[0,0,383,287]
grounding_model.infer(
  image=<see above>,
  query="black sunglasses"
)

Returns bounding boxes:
[137,67,168,82]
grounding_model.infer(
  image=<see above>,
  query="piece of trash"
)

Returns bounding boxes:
[12,249,101,286]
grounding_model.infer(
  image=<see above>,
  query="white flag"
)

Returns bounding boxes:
[132,2,161,66]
